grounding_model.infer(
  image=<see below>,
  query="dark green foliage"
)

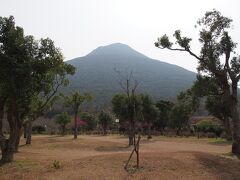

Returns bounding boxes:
[55,112,71,136]
[111,93,143,123]
[80,112,97,131]
[140,94,159,138]
[0,15,75,123]
[155,9,240,154]
[195,119,223,137]
[0,16,75,162]
[98,110,113,135]
[111,94,129,121]
[32,125,46,134]
[168,89,197,132]
[155,100,174,130]
[190,75,232,139]
[55,112,71,125]
[141,94,159,123]
[63,91,92,109]
[62,91,92,139]
[169,105,189,130]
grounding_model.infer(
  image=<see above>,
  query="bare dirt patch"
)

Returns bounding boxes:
[0,135,239,180]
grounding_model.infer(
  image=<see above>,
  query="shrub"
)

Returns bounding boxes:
[52,160,61,169]
[32,125,46,134]
[195,119,223,137]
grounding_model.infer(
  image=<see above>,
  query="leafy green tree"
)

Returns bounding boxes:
[98,110,113,135]
[63,91,92,139]
[205,96,232,140]
[79,112,97,131]
[112,93,142,145]
[55,112,71,136]
[155,10,240,154]
[155,100,174,131]
[140,94,159,139]
[0,16,75,163]
[169,105,189,135]
[191,75,232,140]
[195,119,223,137]
[112,94,129,122]
[25,63,75,145]
[168,90,197,135]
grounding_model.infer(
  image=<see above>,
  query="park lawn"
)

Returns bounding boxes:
[0,135,240,180]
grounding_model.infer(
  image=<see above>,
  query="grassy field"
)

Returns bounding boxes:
[0,135,240,180]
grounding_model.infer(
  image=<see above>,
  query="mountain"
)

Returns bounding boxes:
[64,43,196,105]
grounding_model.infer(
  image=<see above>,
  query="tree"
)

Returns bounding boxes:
[25,62,75,145]
[169,89,197,135]
[112,93,142,145]
[113,70,142,146]
[140,94,159,139]
[169,105,190,135]
[112,92,143,169]
[63,91,92,139]
[55,112,71,136]
[155,100,174,131]
[155,10,240,154]
[191,75,232,140]
[98,110,113,135]
[205,96,232,140]
[80,112,97,131]
[195,119,223,137]
[0,16,75,163]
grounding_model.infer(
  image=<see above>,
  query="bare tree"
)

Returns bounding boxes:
[114,69,141,169]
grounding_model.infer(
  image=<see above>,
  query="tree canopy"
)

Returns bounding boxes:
[155,10,240,154]
[0,16,75,163]
[62,91,92,139]
[55,112,71,136]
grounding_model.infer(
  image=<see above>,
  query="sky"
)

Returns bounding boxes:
[1,0,240,72]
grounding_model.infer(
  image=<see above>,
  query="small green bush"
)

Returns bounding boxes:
[52,160,61,169]
[195,119,223,137]
[32,125,46,134]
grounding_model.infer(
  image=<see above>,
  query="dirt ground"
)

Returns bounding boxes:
[1,135,240,180]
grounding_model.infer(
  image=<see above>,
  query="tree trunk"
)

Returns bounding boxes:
[222,117,232,141]
[1,126,21,163]
[23,124,27,138]
[230,82,240,155]
[176,127,181,136]
[231,104,240,154]
[62,125,65,136]
[103,127,107,135]
[15,126,22,152]
[26,121,32,144]
[1,97,22,163]
[147,123,152,139]
[0,99,4,138]
[128,122,134,146]
[1,139,13,163]
[128,135,133,146]
[1,112,18,163]
[74,110,78,139]
[0,98,6,164]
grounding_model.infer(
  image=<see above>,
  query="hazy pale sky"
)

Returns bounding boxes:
[1,0,239,72]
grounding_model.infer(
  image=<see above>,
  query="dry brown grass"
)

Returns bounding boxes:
[0,135,240,180]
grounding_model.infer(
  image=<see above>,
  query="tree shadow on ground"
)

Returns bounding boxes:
[208,140,232,146]
[194,152,240,179]
[95,145,130,152]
